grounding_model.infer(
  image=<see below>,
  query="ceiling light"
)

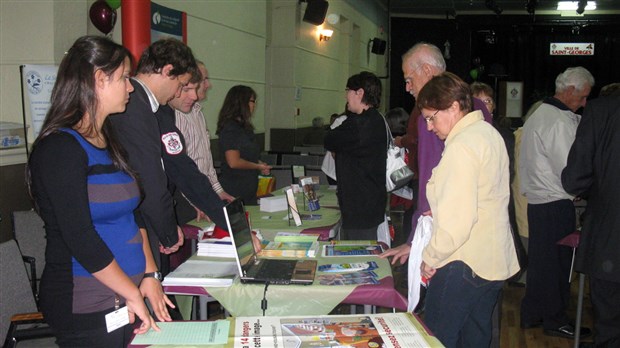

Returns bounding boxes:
[556,1,596,11]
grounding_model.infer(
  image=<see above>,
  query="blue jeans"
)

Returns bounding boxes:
[424,261,503,348]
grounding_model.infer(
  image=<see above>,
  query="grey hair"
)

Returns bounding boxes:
[555,66,595,93]
[402,42,446,72]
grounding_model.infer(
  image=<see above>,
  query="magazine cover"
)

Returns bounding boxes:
[233,313,442,348]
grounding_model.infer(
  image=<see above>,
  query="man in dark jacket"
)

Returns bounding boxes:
[109,39,226,270]
[562,95,620,347]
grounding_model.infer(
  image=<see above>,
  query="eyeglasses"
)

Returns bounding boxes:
[482,98,494,105]
[424,109,440,124]
[249,99,256,104]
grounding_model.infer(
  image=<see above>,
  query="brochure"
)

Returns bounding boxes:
[322,244,384,257]
[318,261,379,273]
[232,312,443,348]
[317,271,380,285]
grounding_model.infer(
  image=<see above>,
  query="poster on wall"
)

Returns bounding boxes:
[151,2,186,43]
[21,64,58,142]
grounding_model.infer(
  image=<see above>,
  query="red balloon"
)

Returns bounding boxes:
[89,0,117,34]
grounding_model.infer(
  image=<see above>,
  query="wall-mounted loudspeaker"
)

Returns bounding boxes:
[370,38,387,55]
[303,0,329,26]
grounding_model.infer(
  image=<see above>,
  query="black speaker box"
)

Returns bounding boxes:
[303,0,329,25]
[371,38,387,55]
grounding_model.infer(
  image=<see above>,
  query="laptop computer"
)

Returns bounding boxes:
[223,199,317,285]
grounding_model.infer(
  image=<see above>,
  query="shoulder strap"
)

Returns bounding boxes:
[380,113,395,148]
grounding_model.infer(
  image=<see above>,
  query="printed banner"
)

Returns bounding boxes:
[151,2,186,43]
[22,64,58,140]
[550,43,594,56]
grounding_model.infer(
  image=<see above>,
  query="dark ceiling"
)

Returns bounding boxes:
[388,0,620,17]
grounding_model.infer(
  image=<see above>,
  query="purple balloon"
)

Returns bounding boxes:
[89,0,117,34]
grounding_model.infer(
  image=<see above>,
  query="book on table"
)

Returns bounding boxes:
[161,259,238,287]
[273,231,321,243]
[258,240,320,258]
[197,237,236,258]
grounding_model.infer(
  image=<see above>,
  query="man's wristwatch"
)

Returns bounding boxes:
[144,271,163,281]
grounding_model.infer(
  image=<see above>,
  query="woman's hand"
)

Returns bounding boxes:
[421,261,436,280]
[257,161,272,175]
[139,277,175,322]
[125,291,160,335]
[379,243,411,265]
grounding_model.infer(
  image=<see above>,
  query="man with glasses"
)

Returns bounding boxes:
[381,42,492,264]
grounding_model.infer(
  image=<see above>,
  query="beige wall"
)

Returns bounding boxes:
[0,0,387,241]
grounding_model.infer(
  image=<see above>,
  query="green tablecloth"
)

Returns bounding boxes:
[204,249,397,317]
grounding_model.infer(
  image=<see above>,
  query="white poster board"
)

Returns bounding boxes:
[21,64,58,142]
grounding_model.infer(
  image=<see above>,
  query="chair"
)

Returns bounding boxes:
[1,240,55,348]
[293,146,325,155]
[259,152,278,165]
[281,154,321,166]
[11,210,46,302]
[270,166,293,189]
[557,231,585,348]
[306,167,329,185]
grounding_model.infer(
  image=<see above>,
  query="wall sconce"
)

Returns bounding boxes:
[319,29,333,41]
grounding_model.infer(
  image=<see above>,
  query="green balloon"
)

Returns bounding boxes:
[106,0,121,10]
[469,68,479,80]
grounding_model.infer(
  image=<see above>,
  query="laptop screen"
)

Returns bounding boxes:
[223,199,256,276]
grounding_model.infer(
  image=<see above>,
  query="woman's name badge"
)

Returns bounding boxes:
[105,306,129,333]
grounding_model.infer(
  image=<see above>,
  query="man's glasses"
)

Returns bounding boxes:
[482,98,493,105]
[424,109,440,124]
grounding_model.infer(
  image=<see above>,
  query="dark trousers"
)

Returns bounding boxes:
[520,199,575,329]
[424,261,503,348]
[590,276,620,347]
[52,309,134,348]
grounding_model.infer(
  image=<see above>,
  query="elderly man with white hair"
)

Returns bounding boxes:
[519,66,594,339]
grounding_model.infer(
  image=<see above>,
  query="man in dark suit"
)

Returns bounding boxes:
[562,95,620,347]
[109,39,226,271]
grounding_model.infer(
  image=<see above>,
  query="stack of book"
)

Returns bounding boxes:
[161,259,237,287]
[258,240,320,258]
[197,237,235,258]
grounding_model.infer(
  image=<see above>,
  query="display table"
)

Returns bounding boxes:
[164,248,407,317]
[129,312,443,347]
[182,186,341,242]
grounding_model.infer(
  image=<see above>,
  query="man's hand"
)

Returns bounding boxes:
[159,227,184,254]
[379,243,411,265]
[139,277,174,322]
[194,207,211,222]
[218,191,235,203]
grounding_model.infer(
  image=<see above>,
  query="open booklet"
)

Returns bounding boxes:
[130,312,443,347]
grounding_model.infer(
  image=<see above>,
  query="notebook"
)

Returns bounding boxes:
[223,199,317,285]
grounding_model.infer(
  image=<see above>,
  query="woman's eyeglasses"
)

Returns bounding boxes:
[249,99,256,104]
[424,109,440,124]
